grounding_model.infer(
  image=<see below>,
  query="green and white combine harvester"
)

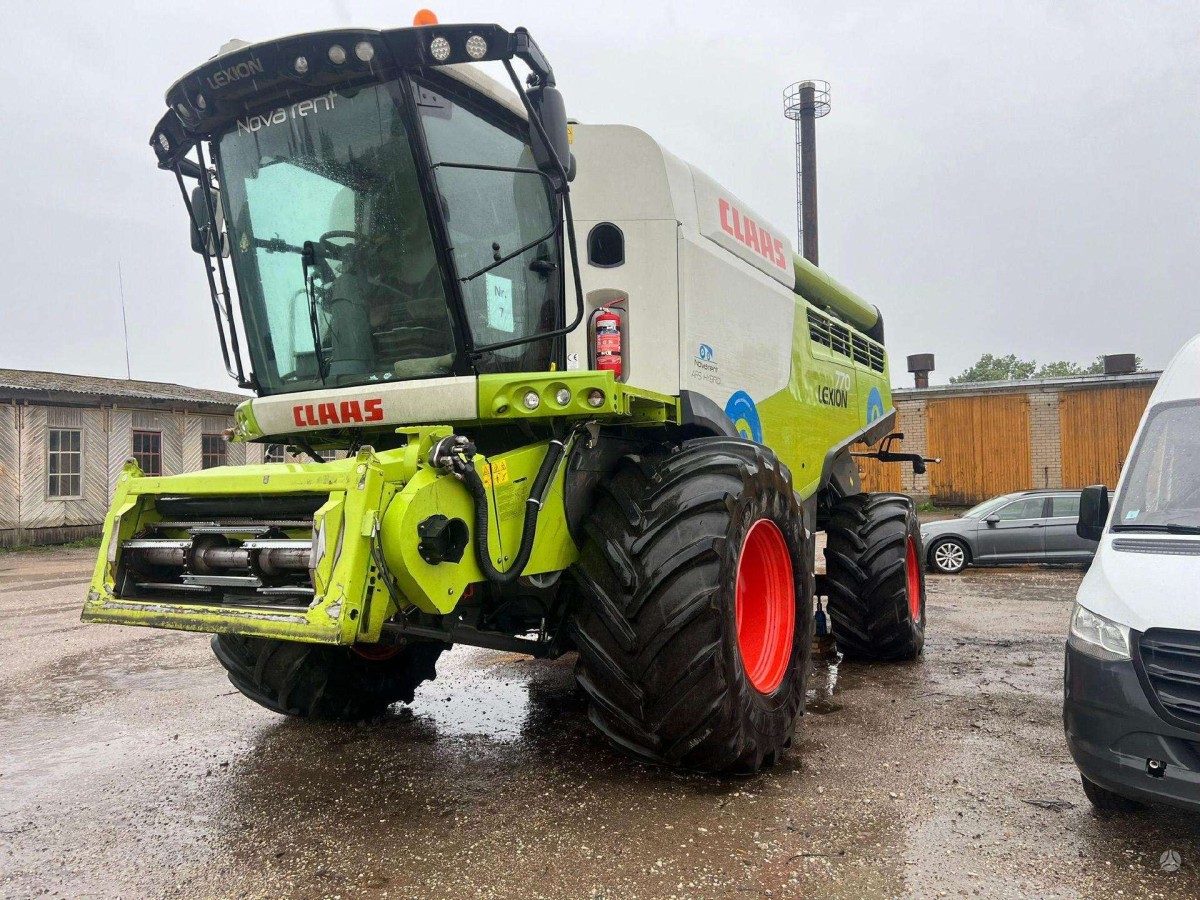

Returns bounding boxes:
[84,16,934,772]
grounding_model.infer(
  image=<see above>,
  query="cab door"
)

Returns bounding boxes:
[976,496,1049,562]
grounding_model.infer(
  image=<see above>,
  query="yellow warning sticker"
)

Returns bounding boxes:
[480,459,510,489]
[567,124,574,145]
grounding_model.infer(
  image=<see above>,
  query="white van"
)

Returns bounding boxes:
[1065,334,1200,812]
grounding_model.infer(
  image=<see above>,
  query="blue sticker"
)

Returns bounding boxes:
[867,386,885,425]
[1125,510,1139,520]
[698,343,714,361]
[725,390,763,442]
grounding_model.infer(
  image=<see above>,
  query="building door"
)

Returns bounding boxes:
[1060,385,1155,488]
[927,395,1032,505]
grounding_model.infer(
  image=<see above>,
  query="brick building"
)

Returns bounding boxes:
[0,369,286,547]
[860,371,1161,505]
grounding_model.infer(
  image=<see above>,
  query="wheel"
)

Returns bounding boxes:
[1080,774,1141,812]
[824,493,926,661]
[211,634,445,720]
[570,437,813,774]
[929,537,969,575]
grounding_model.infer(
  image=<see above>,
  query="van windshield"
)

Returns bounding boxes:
[1113,401,1200,529]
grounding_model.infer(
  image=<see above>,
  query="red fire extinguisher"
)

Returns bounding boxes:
[592,304,623,380]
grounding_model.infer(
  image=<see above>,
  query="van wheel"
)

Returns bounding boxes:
[1080,774,1141,812]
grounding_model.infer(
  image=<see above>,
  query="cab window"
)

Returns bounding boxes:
[415,79,560,374]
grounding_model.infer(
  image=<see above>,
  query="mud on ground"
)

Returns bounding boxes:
[2,549,1199,899]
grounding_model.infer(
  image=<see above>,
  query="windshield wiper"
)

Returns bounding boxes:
[301,241,328,384]
[1112,523,1200,535]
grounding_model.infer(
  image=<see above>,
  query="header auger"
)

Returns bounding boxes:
[84,16,928,772]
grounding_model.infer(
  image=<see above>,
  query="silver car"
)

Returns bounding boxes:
[920,490,1099,574]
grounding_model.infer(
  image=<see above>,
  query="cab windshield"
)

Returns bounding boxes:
[217,78,559,394]
[1112,401,1200,529]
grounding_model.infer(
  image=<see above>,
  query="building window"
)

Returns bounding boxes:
[132,430,162,476]
[47,429,82,498]
[264,444,287,463]
[201,434,227,469]
[318,449,339,461]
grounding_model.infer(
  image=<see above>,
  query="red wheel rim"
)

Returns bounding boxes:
[352,645,403,661]
[735,519,796,694]
[905,535,922,623]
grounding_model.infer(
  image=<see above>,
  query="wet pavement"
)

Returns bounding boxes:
[3,548,1200,898]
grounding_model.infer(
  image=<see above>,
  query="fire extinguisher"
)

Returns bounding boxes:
[592,304,624,380]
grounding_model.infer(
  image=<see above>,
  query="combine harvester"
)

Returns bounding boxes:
[84,14,932,772]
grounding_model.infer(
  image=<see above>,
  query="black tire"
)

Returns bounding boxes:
[570,437,813,773]
[1080,774,1141,812]
[928,537,970,575]
[211,634,445,720]
[824,493,926,661]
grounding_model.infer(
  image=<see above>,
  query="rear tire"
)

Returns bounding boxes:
[211,634,444,720]
[1080,774,1141,812]
[824,493,926,661]
[570,438,813,773]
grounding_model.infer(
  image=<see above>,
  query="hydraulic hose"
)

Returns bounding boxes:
[463,436,567,585]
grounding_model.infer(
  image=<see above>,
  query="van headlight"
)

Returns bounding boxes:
[1068,604,1132,661]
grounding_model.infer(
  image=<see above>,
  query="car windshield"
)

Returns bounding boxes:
[1113,401,1200,529]
[963,495,1013,518]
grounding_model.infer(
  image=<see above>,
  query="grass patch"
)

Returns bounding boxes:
[0,536,103,554]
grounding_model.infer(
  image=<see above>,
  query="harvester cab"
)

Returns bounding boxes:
[84,17,929,773]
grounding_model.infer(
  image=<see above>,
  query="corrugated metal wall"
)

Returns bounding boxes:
[0,403,238,546]
[927,395,1032,505]
[857,453,902,494]
[1059,385,1155,488]
[0,405,18,531]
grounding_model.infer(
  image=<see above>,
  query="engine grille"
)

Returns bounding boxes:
[1138,629,1200,730]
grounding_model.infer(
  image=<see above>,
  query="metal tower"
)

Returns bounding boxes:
[783,80,830,265]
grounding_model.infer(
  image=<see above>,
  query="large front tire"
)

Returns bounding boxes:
[570,438,813,773]
[211,634,445,720]
[824,493,926,661]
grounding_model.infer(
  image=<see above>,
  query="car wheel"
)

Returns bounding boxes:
[929,538,968,574]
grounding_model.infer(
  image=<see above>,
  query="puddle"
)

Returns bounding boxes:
[807,653,845,714]
[382,647,584,745]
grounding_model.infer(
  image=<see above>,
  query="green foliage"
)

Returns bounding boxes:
[951,353,1144,384]
[949,354,1036,384]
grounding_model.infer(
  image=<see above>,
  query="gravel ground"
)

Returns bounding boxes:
[2,547,1200,899]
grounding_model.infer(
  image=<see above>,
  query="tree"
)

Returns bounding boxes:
[951,353,1145,384]
[949,354,1036,384]
[1035,360,1090,378]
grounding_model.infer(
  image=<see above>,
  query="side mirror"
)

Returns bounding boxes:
[189,185,229,257]
[984,514,1000,526]
[528,86,574,182]
[1077,485,1109,541]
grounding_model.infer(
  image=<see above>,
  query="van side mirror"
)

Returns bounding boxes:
[1077,485,1109,541]
[528,86,575,183]
[189,185,229,257]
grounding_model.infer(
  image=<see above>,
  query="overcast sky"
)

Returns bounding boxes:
[2,1,1197,391]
